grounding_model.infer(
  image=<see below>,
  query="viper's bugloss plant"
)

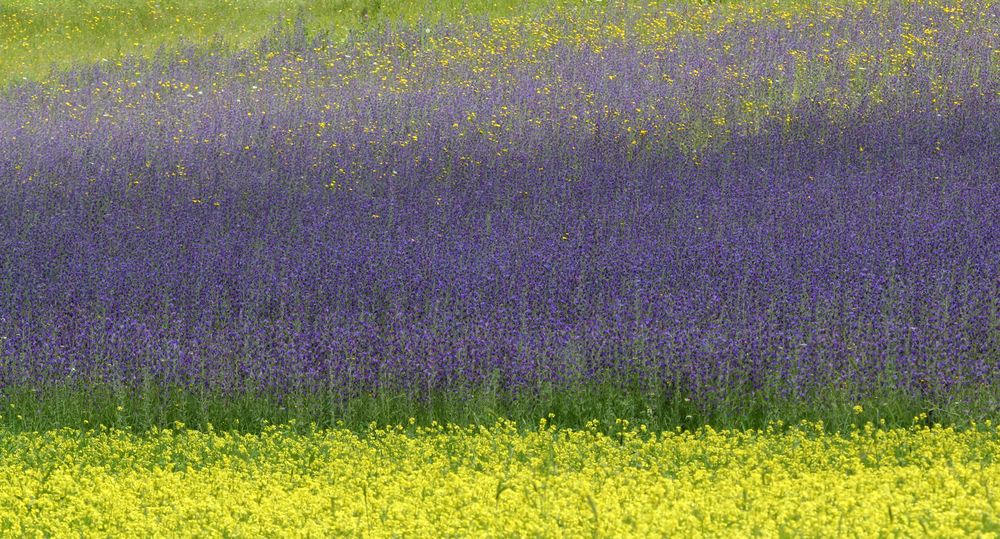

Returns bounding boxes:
[0,0,996,428]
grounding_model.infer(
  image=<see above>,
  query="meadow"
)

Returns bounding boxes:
[0,0,545,85]
[2,420,1000,536]
[0,0,997,534]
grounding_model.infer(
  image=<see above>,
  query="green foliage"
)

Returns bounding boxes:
[0,0,555,85]
[0,382,987,435]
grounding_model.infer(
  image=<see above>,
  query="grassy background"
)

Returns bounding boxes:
[0,0,882,86]
[0,384,986,435]
[0,0,560,85]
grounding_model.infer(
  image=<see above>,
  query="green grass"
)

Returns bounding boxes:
[0,0,563,85]
[0,0,896,87]
[0,382,992,435]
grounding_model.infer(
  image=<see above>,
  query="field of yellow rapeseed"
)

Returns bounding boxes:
[1,420,998,537]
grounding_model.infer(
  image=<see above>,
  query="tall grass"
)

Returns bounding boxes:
[0,383,985,434]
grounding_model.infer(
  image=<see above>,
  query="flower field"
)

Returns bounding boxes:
[2,420,999,536]
[0,0,997,534]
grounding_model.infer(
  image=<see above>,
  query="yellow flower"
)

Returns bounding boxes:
[0,420,995,536]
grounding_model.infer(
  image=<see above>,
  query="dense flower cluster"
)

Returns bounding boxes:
[0,420,998,536]
[0,0,997,415]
